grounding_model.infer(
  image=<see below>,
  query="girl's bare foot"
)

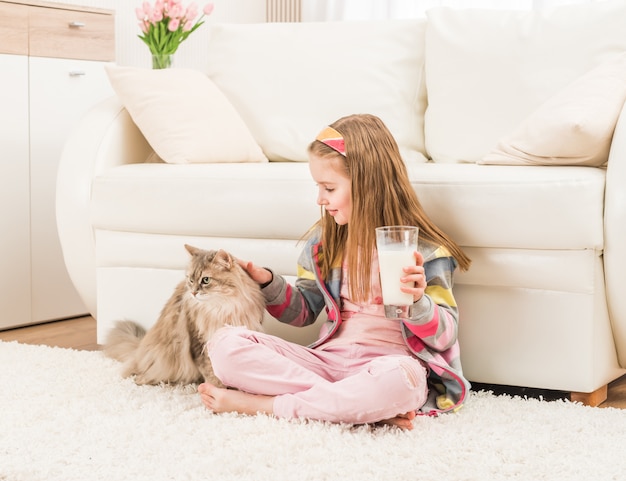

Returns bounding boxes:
[199,383,417,430]
[198,382,274,416]
[377,411,417,430]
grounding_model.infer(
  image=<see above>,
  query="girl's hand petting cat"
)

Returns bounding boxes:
[237,259,273,286]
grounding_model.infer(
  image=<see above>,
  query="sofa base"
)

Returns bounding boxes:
[92,228,625,396]
[571,384,608,407]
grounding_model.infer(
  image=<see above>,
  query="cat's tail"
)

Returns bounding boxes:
[103,320,146,363]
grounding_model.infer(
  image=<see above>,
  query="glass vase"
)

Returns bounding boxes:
[152,54,174,69]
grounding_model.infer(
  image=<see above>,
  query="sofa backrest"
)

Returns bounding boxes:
[205,19,428,163]
[205,0,626,165]
[424,0,626,163]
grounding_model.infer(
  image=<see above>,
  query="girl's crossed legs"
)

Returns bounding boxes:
[198,326,428,429]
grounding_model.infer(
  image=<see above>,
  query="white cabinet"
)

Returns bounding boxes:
[0,0,115,329]
[0,53,31,327]
[29,57,114,322]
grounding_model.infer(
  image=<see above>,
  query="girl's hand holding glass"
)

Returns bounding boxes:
[400,250,426,303]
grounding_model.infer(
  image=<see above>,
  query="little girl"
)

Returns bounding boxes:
[198,113,471,430]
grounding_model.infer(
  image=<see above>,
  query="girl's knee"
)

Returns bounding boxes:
[397,358,427,390]
[397,358,429,408]
[206,326,257,386]
[368,356,428,404]
[206,326,254,359]
[369,356,425,382]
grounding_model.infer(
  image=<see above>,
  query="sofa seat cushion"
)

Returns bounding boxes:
[90,163,321,239]
[409,164,604,250]
[90,163,605,251]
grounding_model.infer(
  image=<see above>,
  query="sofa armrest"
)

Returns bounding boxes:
[604,102,626,368]
[56,96,152,317]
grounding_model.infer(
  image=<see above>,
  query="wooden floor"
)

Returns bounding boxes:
[1,316,626,409]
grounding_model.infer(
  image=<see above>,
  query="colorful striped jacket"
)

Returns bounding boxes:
[262,231,470,415]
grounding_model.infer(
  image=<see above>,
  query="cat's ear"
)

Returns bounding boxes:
[184,244,201,257]
[215,249,234,269]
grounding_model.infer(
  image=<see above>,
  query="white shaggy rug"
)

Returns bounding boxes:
[1,341,626,481]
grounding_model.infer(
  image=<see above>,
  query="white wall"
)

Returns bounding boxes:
[302,0,597,21]
[45,0,267,70]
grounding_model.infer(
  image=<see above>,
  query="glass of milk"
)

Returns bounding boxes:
[375,226,419,319]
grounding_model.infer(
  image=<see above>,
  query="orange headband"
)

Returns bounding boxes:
[316,126,346,157]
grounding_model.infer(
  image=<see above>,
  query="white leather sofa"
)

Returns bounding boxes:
[57,1,626,404]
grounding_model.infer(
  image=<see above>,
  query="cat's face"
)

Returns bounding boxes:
[184,247,242,301]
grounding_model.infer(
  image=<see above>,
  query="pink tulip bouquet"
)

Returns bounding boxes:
[136,0,215,68]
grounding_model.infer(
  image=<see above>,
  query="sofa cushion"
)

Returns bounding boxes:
[480,53,626,167]
[90,163,604,251]
[424,0,626,163]
[205,20,428,163]
[105,65,268,164]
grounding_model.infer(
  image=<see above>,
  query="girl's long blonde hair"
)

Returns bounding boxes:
[307,113,471,302]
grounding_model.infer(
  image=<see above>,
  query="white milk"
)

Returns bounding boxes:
[378,249,414,306]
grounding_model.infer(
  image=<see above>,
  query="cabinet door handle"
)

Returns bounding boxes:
[69,70,86,77]
[68,21,86,28]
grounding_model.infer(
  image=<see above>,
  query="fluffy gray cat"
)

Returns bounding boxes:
[104,245,265,386]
